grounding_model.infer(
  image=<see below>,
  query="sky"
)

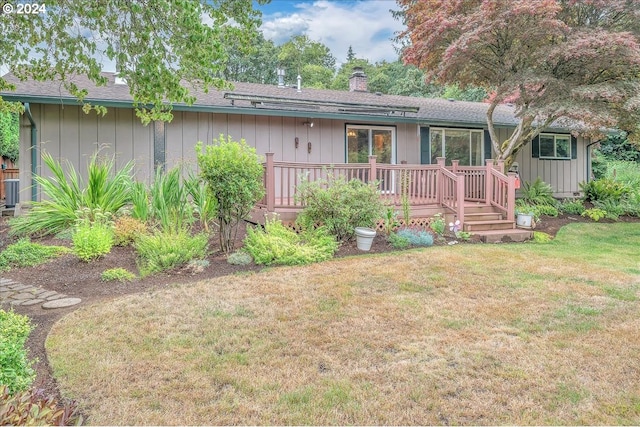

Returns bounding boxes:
[255,0,405,66]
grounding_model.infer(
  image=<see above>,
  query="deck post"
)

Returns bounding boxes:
[368,155,377,184]
[265,152,275,213]
[436,157,446,205]
[456,172,465,228]
[507,172,517,221]
[496,159,505,174]
[485,159,494,205]
[451,160,459,173]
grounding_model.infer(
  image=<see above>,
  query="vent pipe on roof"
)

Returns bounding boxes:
[277,68,285,88]
[297,74,301,93]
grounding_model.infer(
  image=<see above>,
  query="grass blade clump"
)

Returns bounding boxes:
[134,229,209,277]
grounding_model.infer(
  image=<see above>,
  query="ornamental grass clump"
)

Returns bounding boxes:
[134,229,209,277]
[244,218,338,266]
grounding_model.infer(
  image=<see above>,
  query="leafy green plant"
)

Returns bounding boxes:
[0,112,19,162]
[455,231,472,241]
[10,150,133,236]
[580,178,629,203]
[244,218,338,266]
[227,250,253,266]
[0,385,82,425]
[113,215,148,246]
[558,199,585,215]
[429,213,445,236]
[72,211,114,262]
[0,310,35,393]
[532,232,553,243]
[516,201,558,220]
[400,169,411,226]
[387,232,411,249]
[130,181,150,223]
[520,177,557,206]
[382,207,399,236]
[396,227,434,246]
[0,239,69,272]
[149,166,194,233]
[134,229,209,277]
[184,171,218,233]
[297,175,386,241]
[101,268,136,282]
[581,208,607,222]
[196,135,265,253]
[593,199,625,220]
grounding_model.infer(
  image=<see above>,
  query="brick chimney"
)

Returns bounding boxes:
[349,67,368,92]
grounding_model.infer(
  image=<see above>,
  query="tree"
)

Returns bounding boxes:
[0,112,19,162]
[397,0,640,167]
[220,32,279,84]
[0,0,267,123]
[277,35,336,84]
[196,135,264,254]
[346,45,356,62]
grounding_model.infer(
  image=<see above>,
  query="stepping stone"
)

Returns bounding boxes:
[46,293,67,301]
[8,284,31,291]
[36,290,59,299]
[12,292,37,300]
[42,298,82,309]
[20,299,45,306]
[0,278,15,285]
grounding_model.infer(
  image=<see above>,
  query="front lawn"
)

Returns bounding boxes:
[46,223,640,425]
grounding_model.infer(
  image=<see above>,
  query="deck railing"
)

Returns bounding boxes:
[260,153,515,227]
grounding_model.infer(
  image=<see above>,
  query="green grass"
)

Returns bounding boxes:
[46,223,640,425]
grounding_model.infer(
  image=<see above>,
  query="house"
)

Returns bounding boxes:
[0,70,593,241]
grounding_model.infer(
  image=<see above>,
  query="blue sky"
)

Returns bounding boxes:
[254,0,405,66]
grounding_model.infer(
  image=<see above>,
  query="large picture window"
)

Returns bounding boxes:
[539,133,571,159]
[346,125,395,164]
[430,128,483,166]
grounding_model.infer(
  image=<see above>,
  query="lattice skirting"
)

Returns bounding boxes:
[281,217,434,233]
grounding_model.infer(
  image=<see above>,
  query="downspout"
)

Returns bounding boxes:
[585,139,601,183]
[23,103,37,202]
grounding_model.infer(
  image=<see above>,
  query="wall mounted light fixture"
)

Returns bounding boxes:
[302,120,314,128]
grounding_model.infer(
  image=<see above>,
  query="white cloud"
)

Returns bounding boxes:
[260,0,405,66]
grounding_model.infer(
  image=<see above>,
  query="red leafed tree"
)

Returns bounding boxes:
[397,0,640,166]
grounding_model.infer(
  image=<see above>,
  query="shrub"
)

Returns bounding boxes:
[0,386,82,425]
[516,201,558,220]
[558,199,585,215]
[184,171,218,233]
[196,135,265,253]
[387,232,411,249]
[429,213,445,236]
[113,215,148,246]
[0,239,69,272]
[135,229,209,276]
[72,213,114,262]
[582,208,607,222]
[297,175,386,242]
[580,178,629,203]
[532,232,553,243]
[520,177,557,206]
[10,150,132,237]
[244,218,338,266]
[396,227,434,246]
[593,199,625,220]
[227,251,253,266]
[149,166,194,233]
[0,310,35,393]
[101,268,136,282]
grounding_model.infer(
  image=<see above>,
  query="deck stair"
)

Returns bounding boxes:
[462,203,533,243]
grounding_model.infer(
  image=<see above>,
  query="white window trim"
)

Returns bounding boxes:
[539,133,571,160]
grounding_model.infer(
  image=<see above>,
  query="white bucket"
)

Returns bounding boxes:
[516,213,533,228]
[354,227,377,251]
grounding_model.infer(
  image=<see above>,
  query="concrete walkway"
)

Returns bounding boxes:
[0,278,81,309]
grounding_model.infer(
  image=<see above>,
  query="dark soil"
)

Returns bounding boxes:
[2,214,639,416]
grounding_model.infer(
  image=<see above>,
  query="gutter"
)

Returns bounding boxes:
[585,139,602,183]
[23,103,37,201]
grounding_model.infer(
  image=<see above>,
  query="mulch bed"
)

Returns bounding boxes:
[2,214,639,414]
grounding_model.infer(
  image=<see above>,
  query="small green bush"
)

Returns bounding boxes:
[396,227,434,246]
[0,239,69,272]
[520,177,557,206]
[594,199,625,220]
[429,214,445,236]
[244,219,338,266]
[0,385,82,425]
[113,215,148,246]
[581,208,607,222]
[387,232,411,249]
[72,214,114,262]
[227,251,253,266]
[0,310,35,393]
[135,229,209,276]
[558,199,585,215]
[532,231,553,243]
[101,268,136,282]
[297,175,386,242]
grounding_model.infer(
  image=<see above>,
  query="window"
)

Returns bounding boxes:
[539,133,570,159]
[346,125,395,164]
[430,128,484,166]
